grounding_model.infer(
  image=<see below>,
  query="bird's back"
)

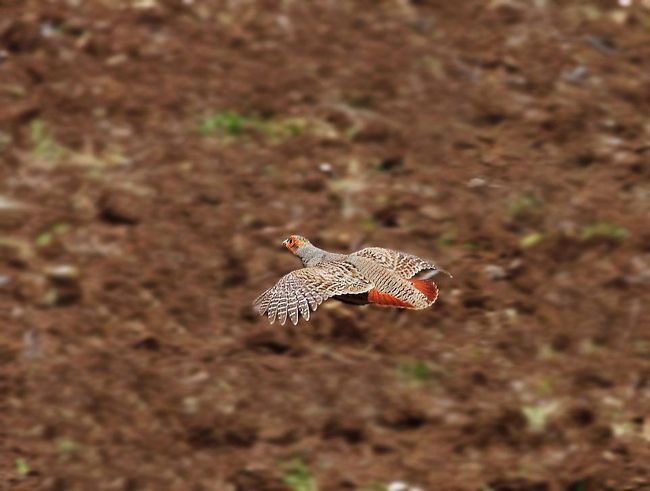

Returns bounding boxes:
[345,255,433,309]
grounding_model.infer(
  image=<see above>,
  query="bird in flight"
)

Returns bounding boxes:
[254,235,451,325]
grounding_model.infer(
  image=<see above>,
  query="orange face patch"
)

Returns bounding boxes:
[284,235,303,251]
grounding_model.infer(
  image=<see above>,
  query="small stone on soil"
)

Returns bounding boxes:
[98,191,144,225]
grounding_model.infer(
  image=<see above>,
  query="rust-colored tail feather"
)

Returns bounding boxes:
[409,278,438,302]
[368,288,413,308]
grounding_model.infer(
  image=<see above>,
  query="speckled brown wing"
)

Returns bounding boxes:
[351,247,443,279]
[344,255,437,310]
[253,262,373,326]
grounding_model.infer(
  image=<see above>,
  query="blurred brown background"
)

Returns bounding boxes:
[1,0,649,490]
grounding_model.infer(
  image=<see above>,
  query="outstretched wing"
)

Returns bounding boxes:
[352,247,446,279]
[253,262,372,325]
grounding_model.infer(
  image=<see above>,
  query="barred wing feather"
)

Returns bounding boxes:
[352,247,441,279]
[253,262,372,325]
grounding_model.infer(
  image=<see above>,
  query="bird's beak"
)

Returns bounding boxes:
[282,239,289,248]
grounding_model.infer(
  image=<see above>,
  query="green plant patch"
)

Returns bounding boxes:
[200,111,306,142]
[580,222,628,241]
[519,231,544,248]
[507,194,543,219]
[200,111,249,136]
[30,119,64,160]
[396,359,433,383]
[281,458,318,491]
[15,458,30,476]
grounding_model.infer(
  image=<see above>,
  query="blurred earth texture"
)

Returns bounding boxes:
[0,1,649,490]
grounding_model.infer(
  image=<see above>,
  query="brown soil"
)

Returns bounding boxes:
[1,1,650,490]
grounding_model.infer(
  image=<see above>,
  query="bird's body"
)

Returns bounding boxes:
[253,235,450,325]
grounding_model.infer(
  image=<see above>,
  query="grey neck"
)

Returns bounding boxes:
[295,243,341,267]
